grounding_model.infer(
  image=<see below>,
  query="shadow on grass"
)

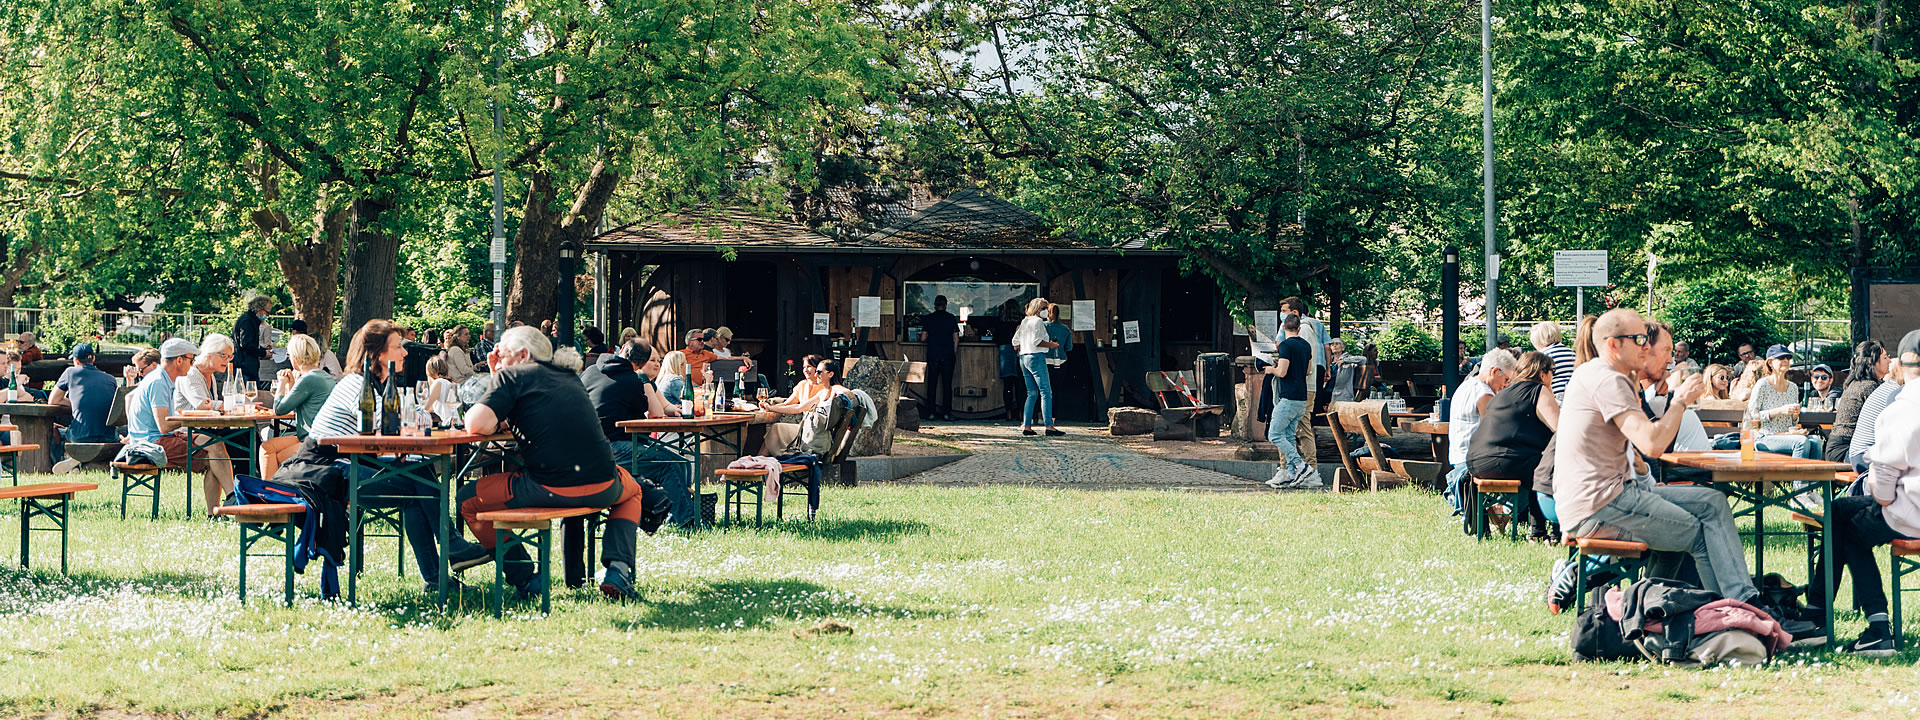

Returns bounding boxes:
[610,578,949,632]
[766,517,932,543]
[0,568,223,612]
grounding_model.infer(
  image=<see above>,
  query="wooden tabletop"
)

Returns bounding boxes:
[617,414,756,432]
[168,411,293,427]
[1401,420,1448,435]
[320,430,513,455]
[1659,452,1854,482]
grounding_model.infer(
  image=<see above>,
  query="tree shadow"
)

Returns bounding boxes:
[610,578,950,633]
[0,568,224,612]
[766,517,932,543]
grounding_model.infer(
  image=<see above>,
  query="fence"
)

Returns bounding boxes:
[0,307,304,351]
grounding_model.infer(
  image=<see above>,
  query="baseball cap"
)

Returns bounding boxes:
[1810,364,1833,376]
[160,338,198,360]
[1765,344,1792,360]
[1899,329,1920,367]
[68,343,94,361]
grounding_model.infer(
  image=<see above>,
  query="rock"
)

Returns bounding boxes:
[1108,407,1158,436]
[895,397,920,432]
[1152,416,1196,441]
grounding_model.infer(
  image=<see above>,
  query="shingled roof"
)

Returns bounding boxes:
[587,188,1172,255]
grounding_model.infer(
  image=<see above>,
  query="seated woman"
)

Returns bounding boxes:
[0,348,38,402]
[1730,360,1766,403]
[1829,341,1889,463]
[655,351,691,411]
[1466,351,1561,541]
[175,333,237,411]
[758,357,850,456]
[1745,345,1819,459]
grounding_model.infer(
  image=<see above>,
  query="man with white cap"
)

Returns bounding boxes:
[126,338,234,517]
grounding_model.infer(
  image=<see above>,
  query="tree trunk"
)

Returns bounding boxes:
[339,195,399,356]
[277,203,346,347]
[507,162,621,327]
[0,232,38,307]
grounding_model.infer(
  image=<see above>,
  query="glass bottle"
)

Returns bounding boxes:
[358,358,377,435]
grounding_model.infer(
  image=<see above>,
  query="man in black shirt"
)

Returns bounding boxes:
[231,295,272,383]
[1263,314,1320,489]
[581,341,692,524]
[459,327,667,601]
[921,295,961,420]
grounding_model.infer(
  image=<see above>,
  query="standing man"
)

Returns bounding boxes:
[681,329,718,386]
[1555,309,1815,640]
[921,296,960,421]
[1279,297,1325,468]
[1263,314,1320,489]
[48,343,120,473]
[232,295,273,384]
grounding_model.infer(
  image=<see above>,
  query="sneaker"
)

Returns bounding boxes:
[1265,467,1292,489]
[50,458,79,475]
[1545,557,1578,614]
[599,564,641,602]
[1842,623,1897,658]
[1293,465,1323,488]
[423,577,469,595]
[449,544,494,573]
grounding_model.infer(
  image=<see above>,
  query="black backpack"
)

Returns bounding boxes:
[1571,586,1639,662]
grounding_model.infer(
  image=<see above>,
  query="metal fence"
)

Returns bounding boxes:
[0,307,303,349]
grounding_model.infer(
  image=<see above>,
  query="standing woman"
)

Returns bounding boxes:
[1829,340,1889,463]
[1013,298,1061,436]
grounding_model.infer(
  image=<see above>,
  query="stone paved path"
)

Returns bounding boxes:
[895,423,1268,492]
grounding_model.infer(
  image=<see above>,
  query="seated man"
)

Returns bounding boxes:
[1807,329,1920,657]
[1445,350,1515,527]
[125,338,234,517]
[576,341,689,581]
[459,326,669,600]
[1555,309,1817,640]
[49,342,121,472]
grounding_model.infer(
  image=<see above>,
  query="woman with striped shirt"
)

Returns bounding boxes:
[1847,370,1905,473]
[1530,321,1576,399]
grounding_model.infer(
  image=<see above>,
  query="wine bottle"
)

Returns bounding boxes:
[358,358,376,435]
[382,362,401,435]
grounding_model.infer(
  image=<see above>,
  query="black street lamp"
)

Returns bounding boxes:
[557,240,579,347]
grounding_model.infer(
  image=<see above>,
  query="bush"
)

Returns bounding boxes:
[1375,320,1441,362]
[33,306,109,355]
[396,309,489,343]
[1660,275,1782,363]
[1818,342,1852,365]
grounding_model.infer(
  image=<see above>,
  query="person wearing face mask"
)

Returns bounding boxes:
[458,326,669,601]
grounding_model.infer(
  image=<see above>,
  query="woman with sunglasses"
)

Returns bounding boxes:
[1700,363,1735,401]
[174,333,237,411]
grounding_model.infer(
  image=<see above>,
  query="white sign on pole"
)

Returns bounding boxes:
[854,296,881,328]
[1253,310,1280,343]
[812,313,830,335]
[1122,320,1141,344]
[1071,300,1096,331]
[1554,250,1609,287]
[490,234,506,264]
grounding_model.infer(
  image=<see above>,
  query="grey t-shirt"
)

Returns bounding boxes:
[1553,360,1645,531]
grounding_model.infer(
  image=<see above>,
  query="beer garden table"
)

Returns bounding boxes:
[320,430,513,605]
[1398,418,1449,462]
[1659,451,1854,645]
[615,414,755,530]
[0,402,69,474]
[170,410,293,482]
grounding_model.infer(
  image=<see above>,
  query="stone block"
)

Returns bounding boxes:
[1108,407,1157,436]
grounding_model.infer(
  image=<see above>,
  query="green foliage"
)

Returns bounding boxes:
[1660,275,1784,362]
[33,305,108,354]
[395,310,489,342]
[1375,321,1442,362]
[1819,342,1853,365]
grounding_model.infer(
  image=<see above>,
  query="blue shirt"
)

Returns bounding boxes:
[56,364,120,442]
[127,370,176,444]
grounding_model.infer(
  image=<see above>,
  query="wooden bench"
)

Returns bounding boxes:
[714,464,808,527]
[112,461,182,520]
[1561,537,1650,615]
[1892,539,1920,648]
[1144,371,1223,439]
[706,393,867,527]
[475,506,600,617]
[0,481,98,574]
[1325,401,1443,492]
[0,444,42,485]
[64,441,124,469]
[1470,477,1528,542]
[212,503,308,606]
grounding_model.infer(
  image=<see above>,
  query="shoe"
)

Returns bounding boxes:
[1545,557,1578,614]
[50,458,79,475]
[1842,623,1897,658]
[1045,428,1065,436]
[1021,429,1037,436]
[1293,465,1323,488]
[514,576,547,602]
[599,564,641,602]
[423,577,469,595]
[449,544,493,573]
[1264,472,1289,490]
[1755,601,1825,646]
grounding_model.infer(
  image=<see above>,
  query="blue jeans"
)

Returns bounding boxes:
[1567,483,1756,602]
[1757,433,1820,459]
[1267,398,1307,475]
[1019,353,1053,428]
[613,440,697,528]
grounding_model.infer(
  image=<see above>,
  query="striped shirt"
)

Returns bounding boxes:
[1541,343,1576,398]
[1848,380,1903,461]
[310,373,371,440]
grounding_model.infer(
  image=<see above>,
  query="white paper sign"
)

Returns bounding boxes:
[1071,300,1096,331]
[1554,250,1609,287]
[1232,323,1249,337]
[1122,320,1141,344]
[812,313,830,335]
[854,296,881,328]
[490,233,506,264]
[1254,311,1279,343]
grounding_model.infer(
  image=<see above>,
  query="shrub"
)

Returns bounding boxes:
[33,306,109,355]
[396,309,489,343]
[1375,320,1441,362]
[1818,342,1852,365]
[1660,275,1782,363]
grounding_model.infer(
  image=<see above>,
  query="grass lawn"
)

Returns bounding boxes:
[2,470,1918,718]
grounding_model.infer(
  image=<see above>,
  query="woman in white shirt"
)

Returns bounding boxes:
[1012,297,1061,436]
[176,333,236,411]
[1746,345,1818,458]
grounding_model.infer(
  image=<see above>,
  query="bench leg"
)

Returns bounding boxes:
[538,526,552,616]
[282,523,296,607]
[238,522,250,604]
[492,529,508,619]
[1574,550,1589,615]
[17,497,28,569]
[1896,551,1907,650]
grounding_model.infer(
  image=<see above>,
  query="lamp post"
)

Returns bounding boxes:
[488,0,507,335]
[1480,0,1499,351]
[1442,246,1460,410]
[557,240,579,347]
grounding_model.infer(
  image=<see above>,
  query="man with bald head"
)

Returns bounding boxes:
[1555,309,1817,639]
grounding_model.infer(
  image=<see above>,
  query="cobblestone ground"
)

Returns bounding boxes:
[897,423,1269,492]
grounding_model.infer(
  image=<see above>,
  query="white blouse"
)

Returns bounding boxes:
[1013,316,1051,356]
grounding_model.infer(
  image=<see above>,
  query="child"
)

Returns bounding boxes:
[425,354,459,425]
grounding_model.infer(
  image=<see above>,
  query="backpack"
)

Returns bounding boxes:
[1571,586,1639,662]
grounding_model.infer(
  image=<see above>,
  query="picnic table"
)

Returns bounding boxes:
[616,413,755,530]
[321,430,513,604]
[1659,451,1853,645]
[1398,418,1449,462]
[0,402,68,473]
[169,409,293,481]
[1693,408,1836,431]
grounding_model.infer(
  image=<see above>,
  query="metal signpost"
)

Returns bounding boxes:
[1554,250,1609,319]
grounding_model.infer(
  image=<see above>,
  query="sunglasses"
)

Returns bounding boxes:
[1610,333,1650,347]
[1812,374,1832,380]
